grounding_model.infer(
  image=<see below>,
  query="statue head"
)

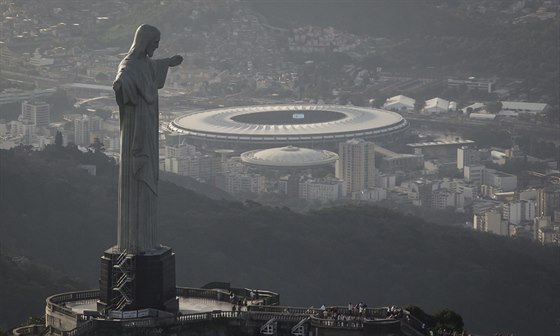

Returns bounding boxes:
[128,24,161,58]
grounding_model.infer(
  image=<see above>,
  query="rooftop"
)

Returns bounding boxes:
[407,139,475,148]
[241,146,338,168]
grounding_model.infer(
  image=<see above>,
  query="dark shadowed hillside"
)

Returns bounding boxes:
[0,147,559,335]
[0,254,83,331]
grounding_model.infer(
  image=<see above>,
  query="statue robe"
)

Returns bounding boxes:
[114,56,168,253]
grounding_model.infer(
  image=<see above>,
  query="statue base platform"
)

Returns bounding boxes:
[97,246,178,314]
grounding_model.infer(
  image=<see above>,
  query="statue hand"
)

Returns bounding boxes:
[169,55,183,67]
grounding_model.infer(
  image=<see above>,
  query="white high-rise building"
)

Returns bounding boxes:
[165,143,197,160]
[21,100,50,127]
[474,211,508,236]
[464,165,517,192]
[336,139,376,196]
[89,115,103,132]
[464,165,485,184]
[299,177,344,202]
[74,115,90,146]
[506,200,537,225]
[457,146,480,170]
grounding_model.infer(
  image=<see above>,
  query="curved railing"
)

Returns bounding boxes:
[176,286,280,306]
[41,288,413,336]
[401,310,428,336]
[177,310,306,323]
[309,316,364,329]
[176,287,231,303]
[12,325,45,336]
[46,290,99,321]
[248,305,388,319]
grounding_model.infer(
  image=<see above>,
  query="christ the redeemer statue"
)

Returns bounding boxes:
[113,24,182,253]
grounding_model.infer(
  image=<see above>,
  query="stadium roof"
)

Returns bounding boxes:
[169,104,408,143]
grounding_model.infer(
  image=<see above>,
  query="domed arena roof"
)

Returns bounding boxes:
[240,146,338,168]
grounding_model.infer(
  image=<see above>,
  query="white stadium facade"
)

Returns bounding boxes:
[168,104,409,151]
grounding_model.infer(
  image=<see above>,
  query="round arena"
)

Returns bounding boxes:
[168,104,408,151]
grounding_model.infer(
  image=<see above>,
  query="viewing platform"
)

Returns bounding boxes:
[14,284,427,336]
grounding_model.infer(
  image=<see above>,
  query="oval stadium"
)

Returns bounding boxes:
[168,104,408,150]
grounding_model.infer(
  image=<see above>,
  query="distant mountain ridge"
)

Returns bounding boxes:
[0,147,559,335]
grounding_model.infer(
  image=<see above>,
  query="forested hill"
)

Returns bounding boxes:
[0,146,559,335]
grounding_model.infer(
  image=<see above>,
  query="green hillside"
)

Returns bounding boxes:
[0,147,559,335]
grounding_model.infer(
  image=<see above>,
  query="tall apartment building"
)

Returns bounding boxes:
[473,211,508,236]
[299,177,344,202]
[537,186,560,220]
[504,200,537,225]
[21,100,50,127]
[336,139,376,196]
[74,115,90,146]
[165,143,197,160]
[224,173,265,195]
[432,189,464,211]
[457,146,480,170]
[89,115,103,132]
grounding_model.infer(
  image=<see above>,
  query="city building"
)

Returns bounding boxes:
[484,169,518,192]
[223,172,266,195]
[405,179,435,207]
[460,102,485,114]
[474,210,508,236]
[407,139,475,160]
[537,226,560,246]
[457,146,481,170]
[422,97,453,114]
[383,95,416,112]
[166,142,197,159]
[336,139,376,196]
[504,200,536,225]
[380,154,424,172]
[448,78,494,93]
[299,177,344,202]
[500,101,550,115]
[464,165,517,192]
[376,174,396,189]
[351,187,387,202]
[537,186,560,221]
[431,189,464,211]
[21,100,50,127]
[464,165,485,185]
[375,144,424,172]
[74,115,90,146]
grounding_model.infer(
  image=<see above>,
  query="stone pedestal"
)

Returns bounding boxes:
[97,246,178,313]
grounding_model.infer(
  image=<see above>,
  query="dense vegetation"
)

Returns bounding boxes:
[0,147,559,335]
